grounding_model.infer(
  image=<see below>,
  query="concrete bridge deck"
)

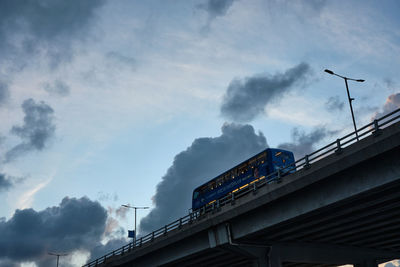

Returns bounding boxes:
[90,118,400,267]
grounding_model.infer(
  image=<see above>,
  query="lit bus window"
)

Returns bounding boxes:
[208,181,216,190]
[216,177,224,187]
[231,169,237,179]
[257,152,266,164]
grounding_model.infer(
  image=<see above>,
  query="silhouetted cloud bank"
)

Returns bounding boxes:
[5,99,55,162]
[139,123,267,234]
[0,196,126,266]
[0,197,105,265]
[220,62,311,122]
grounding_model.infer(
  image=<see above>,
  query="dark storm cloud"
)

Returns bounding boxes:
[43,80,70,97]
[372,93,400,120]
[278,127,336,159]
[325,96,344,112]
[0,81,9,105]
[0,173,12,191]
[139,123,267,233]
[5,98,55,162]
[220,63,311,122]
[0,197,108,265]
[0,0,105,68]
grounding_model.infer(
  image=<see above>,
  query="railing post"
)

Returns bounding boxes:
[372,119,382,136]
[164,225,168,235]
[95,259,98,266]
[252,182,257,195]
[103,255,106,263]
[335,139,342,154]
[276,168,282,183]
[121,246,124,255]
[140,237,143,247]
[151,232,155,241]
[189,212,193,224]
[231,193,235,205]
[179,217,183,228]
[304,155,311,169]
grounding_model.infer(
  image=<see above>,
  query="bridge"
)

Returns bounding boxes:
[84,109,400,267]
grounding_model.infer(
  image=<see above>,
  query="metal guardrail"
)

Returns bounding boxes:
[83,108,400,267]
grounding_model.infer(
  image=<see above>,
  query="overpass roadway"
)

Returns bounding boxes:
[93,119,400,267]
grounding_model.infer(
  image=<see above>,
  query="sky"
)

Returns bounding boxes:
[0,0,400,266]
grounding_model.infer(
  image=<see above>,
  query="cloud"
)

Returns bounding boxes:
[139,123,267,234]
[43,80,70,97]
[372,93,400,120]
[0,173,12,192]
[5,98,56,162]
[0,81,9,106]
[198,0,237,19]
[106,52,136,71]
[220,62,311,122]
[198,0,238,32]
[0,197,109,265]
[88,238,126,263]
[325,95,344,112]
[0,0,105,68]
[97,191,119,202]
[278,127,336,159]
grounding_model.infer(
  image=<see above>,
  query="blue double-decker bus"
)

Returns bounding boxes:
[192,148,295,211]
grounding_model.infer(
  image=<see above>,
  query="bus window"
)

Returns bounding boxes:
[238,163,248,174]
[193,191,200,199]
[257,152,266,164]
[224,173,230,181]
[249,158,257,166]
[275,151,291,163]
[231,169,237,179]
[208,181,216,191]
[200,185,207,194]
[216,177,224,187]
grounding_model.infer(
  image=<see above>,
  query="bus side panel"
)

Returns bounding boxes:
[192,162,269,210]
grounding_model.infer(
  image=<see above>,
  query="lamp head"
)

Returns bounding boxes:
[324,69,334,75]
[356,79,365,82]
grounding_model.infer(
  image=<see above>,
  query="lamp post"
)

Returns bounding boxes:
[48,252,68,267]
[324,69,365,141]
[121,204,149,246]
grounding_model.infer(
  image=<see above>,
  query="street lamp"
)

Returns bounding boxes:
[121,204,149,245]
[324,69,365,141]
[48,252,68,267]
